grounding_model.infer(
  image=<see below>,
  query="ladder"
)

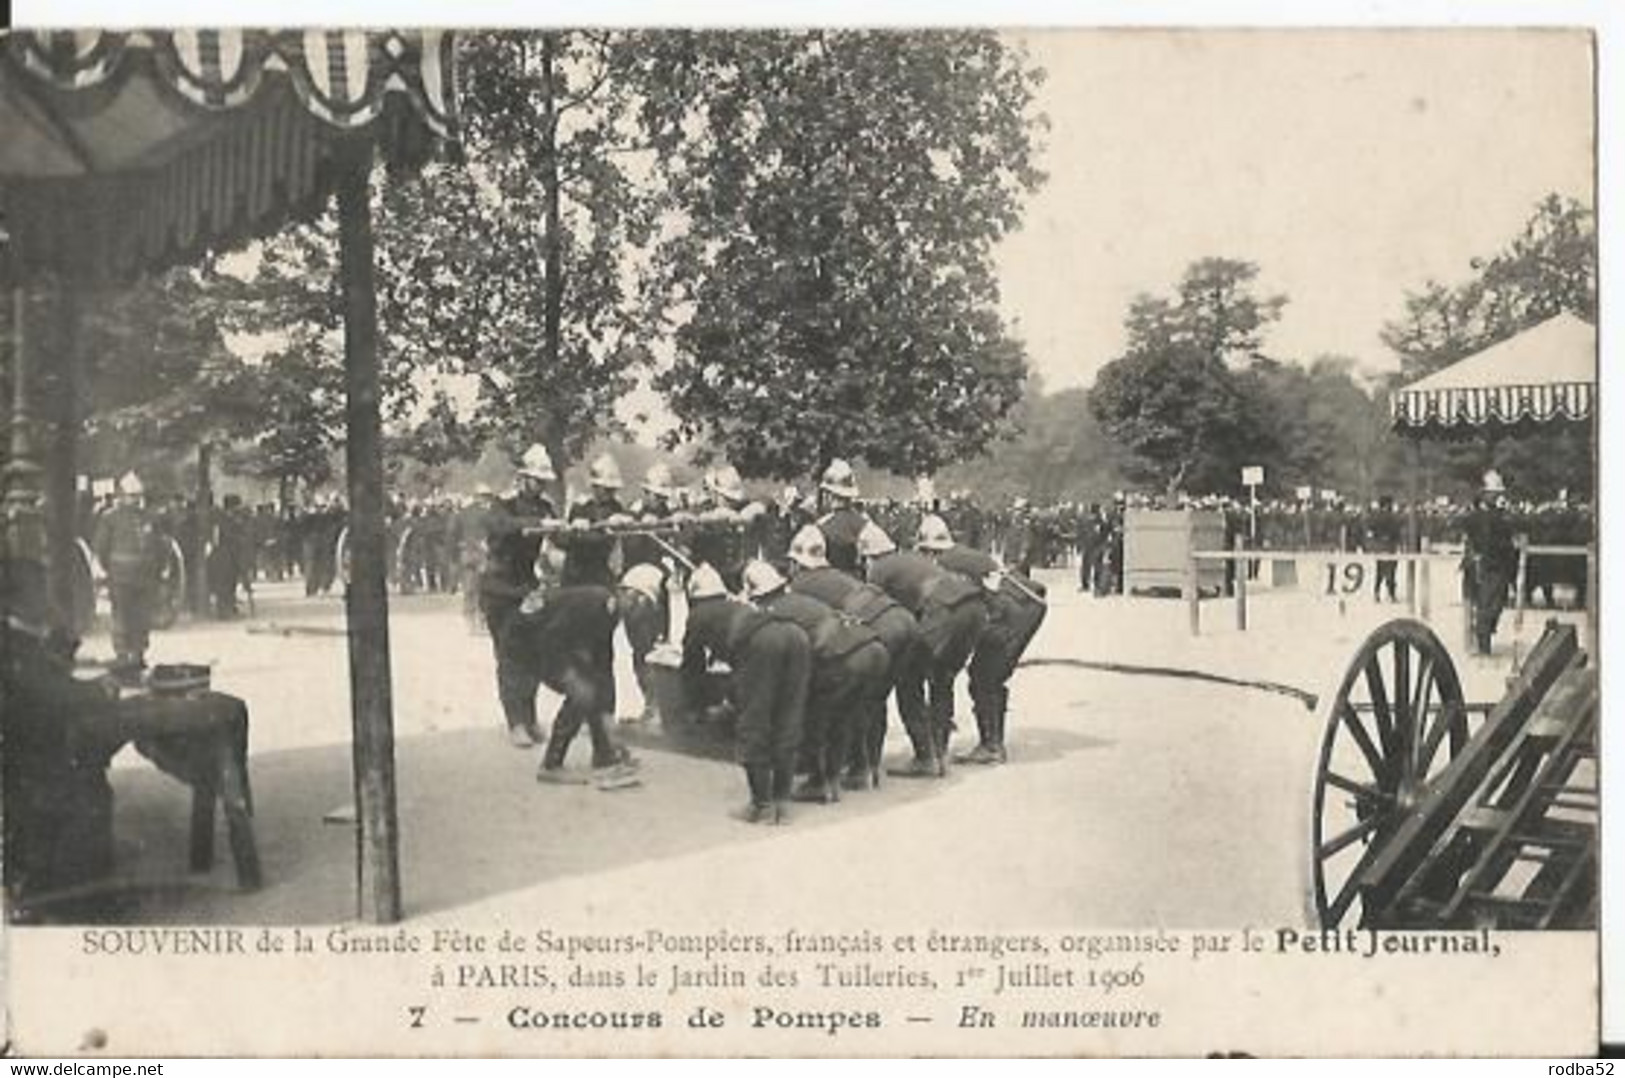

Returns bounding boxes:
[1388,663,1598,929]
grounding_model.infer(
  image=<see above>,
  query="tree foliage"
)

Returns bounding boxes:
[1089,258,1282,495]
[214,30,663,487]
[1379,194,1596,496]
[1382,195,1595,381]
[636,30,1047,480]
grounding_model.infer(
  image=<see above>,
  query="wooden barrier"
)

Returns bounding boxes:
[1511,538,1593,641]
[1186,548,1463,637]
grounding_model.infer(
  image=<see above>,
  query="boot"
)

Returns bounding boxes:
[736,765,774,823]
[887,755,942,779]
[772,761,797,819]
[792,773,838,804]
[536,763,589,785]
[893,719,944,778]
[841,766,873,792]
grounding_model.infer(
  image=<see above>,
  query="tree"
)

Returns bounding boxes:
[1089,258,1284,496]
[386,31,661,469]
[1384,195,1594,380]
[636,30,1047,480]
[1379,194,1595,496]
[1124,257,1286,369]
[238,337,346,497]
[937,379,1132,504]
[216,30,664,486]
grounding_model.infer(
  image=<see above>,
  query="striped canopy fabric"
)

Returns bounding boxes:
[1390,313,1596,436]
[0,29,458,282]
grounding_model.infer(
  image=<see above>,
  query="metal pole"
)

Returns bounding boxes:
[4,281,45,563]
[336,140,402,924]
[44,283,81,620]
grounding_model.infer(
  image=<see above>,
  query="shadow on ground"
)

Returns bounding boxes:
[38,713,1112,926]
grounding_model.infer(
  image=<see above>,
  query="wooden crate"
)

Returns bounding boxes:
[1123,508,1227,596]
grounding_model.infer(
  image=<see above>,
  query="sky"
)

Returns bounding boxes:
[994,29,1595,392]
[222,27,1598,440]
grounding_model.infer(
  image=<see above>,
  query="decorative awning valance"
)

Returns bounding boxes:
[0,29,458,283]
[1390,313,1596,436]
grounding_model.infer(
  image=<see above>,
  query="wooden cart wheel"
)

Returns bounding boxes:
[1311,619,1469,928]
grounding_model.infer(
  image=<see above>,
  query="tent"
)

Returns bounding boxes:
[1,29,461,922]
[1390,312,1595,435]
[1387,310,1597,650]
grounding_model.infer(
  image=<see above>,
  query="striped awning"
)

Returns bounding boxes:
[0,29,459,282]
[1390,313,1596,435]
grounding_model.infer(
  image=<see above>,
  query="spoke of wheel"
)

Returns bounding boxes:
[1407,654,1434,778]
[1363,654,1395,758]
[1319,810,1387,859]
[1339,701,1387,783]
[1391,640,1412,781]
[1418,698,1462,774]
[1323,770,1396,806]
[1324,835,1388,927]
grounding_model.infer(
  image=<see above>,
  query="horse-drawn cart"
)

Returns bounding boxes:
[1309,617,1597,930]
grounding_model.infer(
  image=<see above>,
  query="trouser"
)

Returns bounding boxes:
[498,586,626,767]
[898,597,988,763]
[481,589,535,732]
[109,578,156,664]
[620,585,671,715]
[734,621,810,804]
[1473,566,1513,654]
[1374,559,1398,602]
[538,641,621,770]
[849,608,928,779]
[804,642,889,787]
[460,562,483,628]
[968,595,1047,750]
[1078,544,1099,591]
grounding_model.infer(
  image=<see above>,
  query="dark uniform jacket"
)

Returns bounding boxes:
[788,565,865,608]
[682,597,804,675]
[622,496,673,569]
[1464,505,1517,576]
[687,505,765,591]
[1366,508,1403,555]
[817,506,870,574]
[937,543,1048,610]
[757,590,882,670]
[480,493,553,600]
[561,494,623,587]
[865,550,980,617]
[94,506,162,584]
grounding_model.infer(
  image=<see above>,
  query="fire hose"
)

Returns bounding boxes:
[1015,656,1319,712]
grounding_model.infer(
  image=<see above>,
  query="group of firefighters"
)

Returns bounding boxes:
[475,446,1049,824]
[81,439,1559,823]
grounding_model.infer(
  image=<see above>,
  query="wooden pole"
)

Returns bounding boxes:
[1585,544,1598,655]
[1512,534,1528,635]
[336,140,402,924]
[192,441,214,617]
[1186,551,1200,636]
[1419,555,1432,622]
